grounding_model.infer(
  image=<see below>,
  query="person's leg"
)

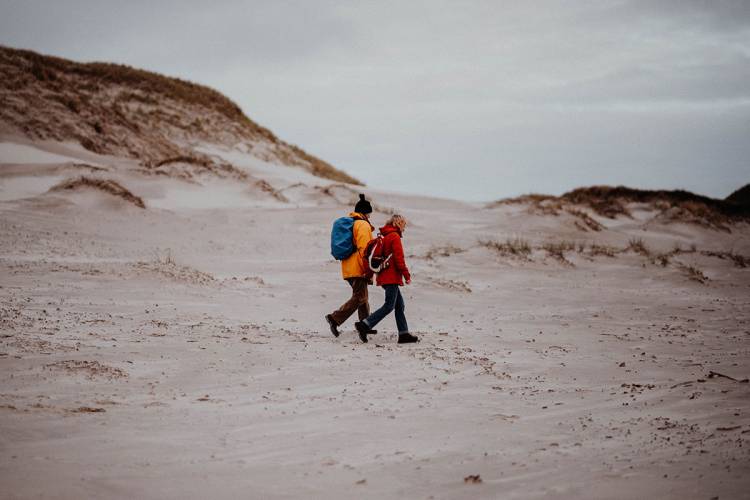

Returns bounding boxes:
[394,287,409,334]
[330,278,368,326]
[362,285,397,329]
[356,281,370,321]
[394,288,418,343]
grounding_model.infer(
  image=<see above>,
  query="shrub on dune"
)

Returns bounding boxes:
[50,176,145,208]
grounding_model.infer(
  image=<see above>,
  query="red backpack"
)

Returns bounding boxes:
[364,235,392,278]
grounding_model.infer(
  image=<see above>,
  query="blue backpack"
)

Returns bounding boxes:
[330,217,357,260]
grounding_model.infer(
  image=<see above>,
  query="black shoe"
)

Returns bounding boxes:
[398,333,419,344]
[355,321,370,343]
[354,321,369,334]
[357,328,377,342]
[325,314,339,338]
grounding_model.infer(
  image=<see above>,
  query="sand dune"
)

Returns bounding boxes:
[1,138,748,500]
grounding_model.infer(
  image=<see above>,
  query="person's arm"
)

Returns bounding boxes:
[391,235,411,283]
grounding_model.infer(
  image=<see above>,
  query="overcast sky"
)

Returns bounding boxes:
[1,0,748,201]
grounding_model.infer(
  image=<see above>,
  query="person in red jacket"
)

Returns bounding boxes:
[355,214,419,344]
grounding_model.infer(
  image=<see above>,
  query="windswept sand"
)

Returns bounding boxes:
[1,141,749,499]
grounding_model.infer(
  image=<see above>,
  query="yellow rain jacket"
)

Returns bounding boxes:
[341,212,374,279]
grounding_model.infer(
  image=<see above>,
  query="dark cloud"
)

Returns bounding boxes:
[1,0,748,200]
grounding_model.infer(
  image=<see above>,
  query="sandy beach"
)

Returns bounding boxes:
[1,136,748,499]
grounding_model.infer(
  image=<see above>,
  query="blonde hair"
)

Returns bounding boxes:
[387,214,408,231]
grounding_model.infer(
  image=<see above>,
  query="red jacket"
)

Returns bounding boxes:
[376,224,411,286]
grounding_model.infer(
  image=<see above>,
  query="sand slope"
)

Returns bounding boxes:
[1,141,749,499]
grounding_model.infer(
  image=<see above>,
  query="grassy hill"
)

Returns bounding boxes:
[0,45,361,185]
[491,184,750,232]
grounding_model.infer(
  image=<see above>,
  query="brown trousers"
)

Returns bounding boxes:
[330,277,370,326]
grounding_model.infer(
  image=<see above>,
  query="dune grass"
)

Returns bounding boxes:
[479,238,532,258]
[50,176,145,208]
[490,185,750,231]
[542,241,576,264]
[627,238,651,257]
[0,45,362,185]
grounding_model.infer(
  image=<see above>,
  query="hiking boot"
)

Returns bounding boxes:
[355,321,370,343]
[325,314,339,338]
[398,333,419,344]
[354,321,369,334]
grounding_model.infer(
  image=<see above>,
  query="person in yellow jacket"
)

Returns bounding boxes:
[326,194,376,337]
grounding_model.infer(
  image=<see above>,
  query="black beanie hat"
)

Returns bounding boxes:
[354,193,372,214]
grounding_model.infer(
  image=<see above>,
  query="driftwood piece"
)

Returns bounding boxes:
[707,371,749,383]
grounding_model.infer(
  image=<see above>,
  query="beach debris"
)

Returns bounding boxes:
[464,475,482,484]
[707,371,749,383]
[716,426,742,432]
[45,360,128,379]
[69,406,106,413]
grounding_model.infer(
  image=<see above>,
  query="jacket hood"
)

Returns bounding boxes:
[350,212,374,229]
[379,224,402,237]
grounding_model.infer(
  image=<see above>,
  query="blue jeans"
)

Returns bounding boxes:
[363,285,409,334]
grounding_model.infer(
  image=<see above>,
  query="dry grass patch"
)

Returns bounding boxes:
[146,154,247,181]
[680,264,708,284]
[479,238,532,258]
[424,244,465,260]
[487,194,565,217]
[45,360,128,379]
[68,406,107,414]
[542,241,576,265]
[587,243,618,258]
[659,201,733,232]
[50,176,145,208]
[651,252,672,267]
[649,243,699,267]
[627,238,651,257]
[152,248,176,266]
[429,278,472,293]
[486,193,557,209]
[702,250,749,268]
[567,208,603,232]
[135,261,215,285]
[255,179,289,202]
[562,186,631,218]
[672,243,697,254]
